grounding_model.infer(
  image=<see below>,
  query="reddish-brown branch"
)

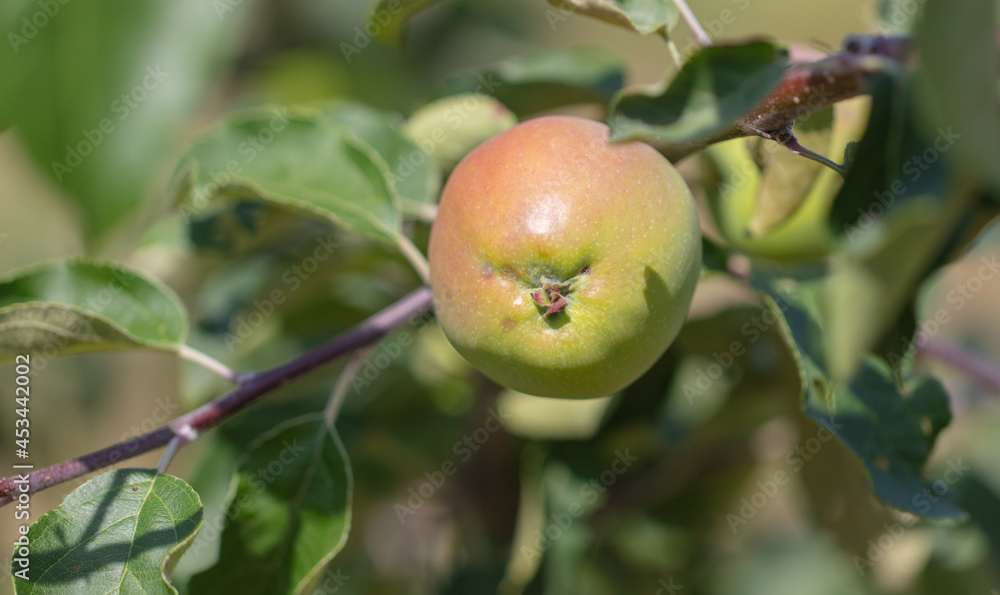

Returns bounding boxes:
[0,287,434,506]
[660,45,909,162]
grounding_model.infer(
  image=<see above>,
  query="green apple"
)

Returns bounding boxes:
[428,115,701,399]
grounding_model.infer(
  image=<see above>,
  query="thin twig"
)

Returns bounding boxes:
[177,345,244,384]
[0,287,434,505]
[672,0,712,47]
[324,347,372,428]
[396,233,432,285]
[918,337,1000,390]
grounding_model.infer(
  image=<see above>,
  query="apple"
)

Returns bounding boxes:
[428,115,701,399]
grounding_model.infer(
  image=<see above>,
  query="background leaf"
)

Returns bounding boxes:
[0,0,255,244]
[12,469,202,594]
[174,107,403,244]
[403,94,517,171]
[325,101,442,213]
[367,0,445,48]
[914,0,1000,195]
[188,414,352,595]
[0,259,188,359]
[752,272,966,521]
[546,0,678,35]
[609,42,788,145]
[440,47,626,117]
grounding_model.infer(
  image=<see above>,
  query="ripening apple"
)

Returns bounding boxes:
[428,115,701,399]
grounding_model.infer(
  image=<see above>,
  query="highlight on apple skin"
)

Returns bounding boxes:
[428,115,702,399]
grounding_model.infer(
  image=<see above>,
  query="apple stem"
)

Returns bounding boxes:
[396,233,432,285]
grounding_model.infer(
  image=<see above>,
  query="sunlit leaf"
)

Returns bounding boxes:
[0,260,187,360]
[174,106,402,244]
[12,469,202,594]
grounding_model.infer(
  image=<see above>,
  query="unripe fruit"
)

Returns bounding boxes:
[428,116,701,399]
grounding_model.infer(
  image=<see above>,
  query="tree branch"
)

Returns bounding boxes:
[918,337,1000,390]
[660,39,911,163]
[0,286,434,506]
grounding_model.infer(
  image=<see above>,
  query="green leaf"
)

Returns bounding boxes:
[12,469,203,594]
[0,0,256,244]
[441,47,626,117]
[403,94,517,171]
[174,106,402,243]
[915,0,1000,195]
[547,0,678,35]
[367,0,444,48]
[824,199,952,382]
[829,76,950,235]
[0,260,188,360]
[188,414,352,595]
[325,101,442,213]
[609,42,788,145]
[752,273,966,521]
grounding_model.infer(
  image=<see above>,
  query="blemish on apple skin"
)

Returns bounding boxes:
[481,264,494,279]
[501,317,516,331]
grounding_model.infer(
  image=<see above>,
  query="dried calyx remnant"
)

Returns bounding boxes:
[529,267,591,317]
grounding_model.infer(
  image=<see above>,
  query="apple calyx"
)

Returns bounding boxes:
[530,277,571,317]
[528,267,592,318]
